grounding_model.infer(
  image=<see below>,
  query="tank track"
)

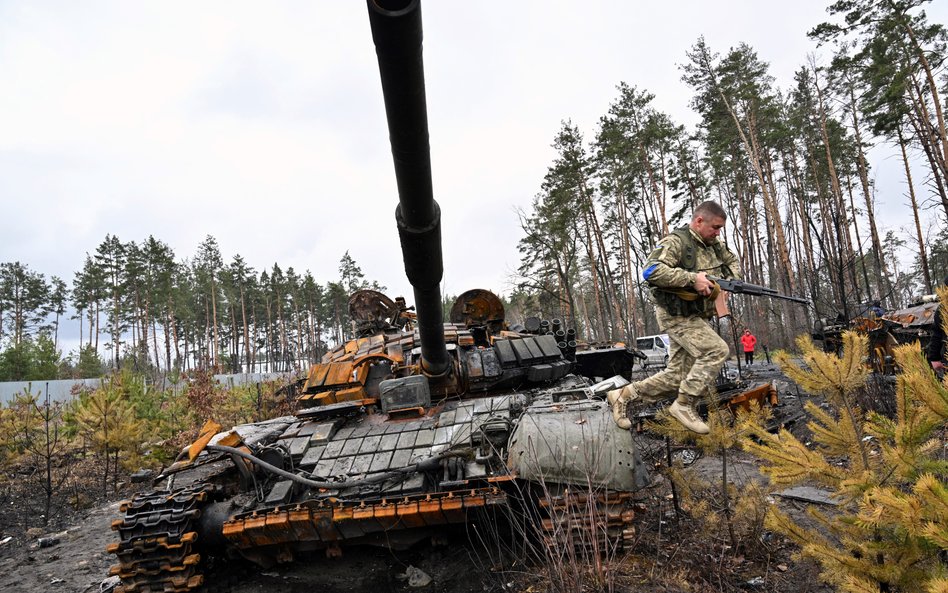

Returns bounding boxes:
[538,491,636,558]
[107,483,216,593]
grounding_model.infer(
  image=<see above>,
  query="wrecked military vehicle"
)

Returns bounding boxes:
[813,296,940,373]
[107,3,649,591]
[106,2,788,591]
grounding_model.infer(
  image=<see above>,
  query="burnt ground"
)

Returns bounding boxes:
[0,361,844,593]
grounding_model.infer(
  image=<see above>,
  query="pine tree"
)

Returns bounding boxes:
[72,255,107,353]
[72,377,144,494]
[94,235,128,369]
[193,236,224,370]
[0,388,73,525]
[0,262,51,345]
[141,236,178,372]
[740,326,948,593]
[812,0,948,220]
[48,276,68,350]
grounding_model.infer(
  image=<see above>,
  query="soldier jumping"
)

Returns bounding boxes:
[609,200,739,434]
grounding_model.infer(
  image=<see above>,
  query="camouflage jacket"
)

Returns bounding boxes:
[642,226,740,317]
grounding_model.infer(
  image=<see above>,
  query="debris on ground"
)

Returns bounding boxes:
[777,486,842,506]
[397,565,433,588]
[37,536,61,549]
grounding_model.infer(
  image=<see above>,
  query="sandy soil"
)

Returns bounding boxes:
[0,500,120,593]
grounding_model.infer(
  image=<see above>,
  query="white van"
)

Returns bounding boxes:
[635,334,670,368]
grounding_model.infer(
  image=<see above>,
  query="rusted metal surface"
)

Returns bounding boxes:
[724,383,777,414]
[538,491,637,555]
[187,420,222,462]
[449,289,506,334]
[221,488,508,549]
[882,301,938,329]
[108,485,215,593]
[813,299,940,374]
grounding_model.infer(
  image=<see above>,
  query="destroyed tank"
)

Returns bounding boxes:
[813,296,941,373]
[106,2,649,591]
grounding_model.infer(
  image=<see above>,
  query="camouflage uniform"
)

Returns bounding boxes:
[633,227,738,409]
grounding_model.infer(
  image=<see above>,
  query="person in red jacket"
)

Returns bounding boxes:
[740,329,757,365]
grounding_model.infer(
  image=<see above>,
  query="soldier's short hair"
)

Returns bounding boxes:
[693,200,726,221]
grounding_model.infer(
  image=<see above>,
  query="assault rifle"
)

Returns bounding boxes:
[710,276,809,305]
[667,276,809,305]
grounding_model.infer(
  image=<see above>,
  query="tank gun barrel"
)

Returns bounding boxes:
[367,0,449,376]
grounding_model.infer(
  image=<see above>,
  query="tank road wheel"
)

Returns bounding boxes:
[108,484,218,593]
[536,491,636,560]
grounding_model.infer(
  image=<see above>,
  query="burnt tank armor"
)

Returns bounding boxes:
[107,2,649,592]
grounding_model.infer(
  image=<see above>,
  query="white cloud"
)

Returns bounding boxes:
[1,0,944,320]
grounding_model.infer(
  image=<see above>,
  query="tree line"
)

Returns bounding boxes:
[0,238,384,380]
[512,0,948,350]
[3,0,946,379]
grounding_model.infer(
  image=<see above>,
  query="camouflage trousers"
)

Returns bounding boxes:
[633,307,729,407]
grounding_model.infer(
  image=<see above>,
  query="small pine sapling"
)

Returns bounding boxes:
[741,326,948,593]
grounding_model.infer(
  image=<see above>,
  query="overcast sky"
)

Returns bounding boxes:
[2,0,946,324]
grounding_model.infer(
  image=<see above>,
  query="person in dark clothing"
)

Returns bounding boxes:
[927,279,948,372]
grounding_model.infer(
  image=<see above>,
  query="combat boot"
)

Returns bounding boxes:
[606,385,637,430]
[668,400,709,434]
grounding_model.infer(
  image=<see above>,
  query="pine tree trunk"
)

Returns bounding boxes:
[294,301,304,371]
[277,298,288,371]
[728,100,796,294]
[579,179,623,340]
[168,296,180,370]
[809,150,845,311]
[906,75,948,219]
[640,144,669,235]
[211,280,219,371]
[138,292,146,365]
[112,282,120,369]
[898,127,932,293]
[845,176,874,300]
[241,287,251,373]
[847,84,892,304]
[230,303,239,373]
[583,215,608,342]
[616,190,641,337]
[899,16,948,180]
[94,301,100,353]
[787,156,819,306]
[267,298,275,373]
[151,308,160,371]
[813,64,860,303]
[578,288,593,342]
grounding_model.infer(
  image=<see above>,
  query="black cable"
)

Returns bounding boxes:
[203,443,469,490]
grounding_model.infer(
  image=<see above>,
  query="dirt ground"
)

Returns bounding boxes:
[0,361,841,593]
